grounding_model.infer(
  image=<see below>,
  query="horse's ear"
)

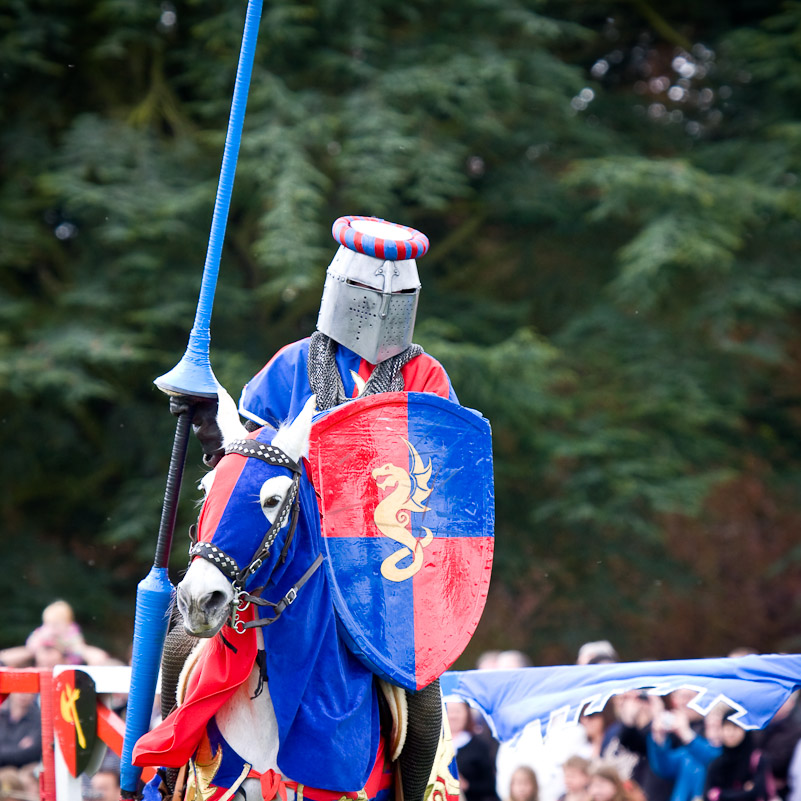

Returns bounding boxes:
[216,384,250,446]
[273,394,317,463]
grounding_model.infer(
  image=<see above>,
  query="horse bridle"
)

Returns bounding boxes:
[188,438,324,634]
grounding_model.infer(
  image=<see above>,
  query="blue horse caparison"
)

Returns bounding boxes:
[135,396,389,798]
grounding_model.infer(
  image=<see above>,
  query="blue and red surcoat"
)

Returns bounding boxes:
[238,338,458,428]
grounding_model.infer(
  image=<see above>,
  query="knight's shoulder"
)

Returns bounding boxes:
[401,349,455,400]
[275,337,311,360]
[403,351,454,376]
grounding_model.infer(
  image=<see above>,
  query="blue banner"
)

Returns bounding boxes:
[441,654,801,742]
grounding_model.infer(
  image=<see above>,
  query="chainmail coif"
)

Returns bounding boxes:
[307,331,423,410]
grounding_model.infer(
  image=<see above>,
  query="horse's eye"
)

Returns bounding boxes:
[263,495,282,509]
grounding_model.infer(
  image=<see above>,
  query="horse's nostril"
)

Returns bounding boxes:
[203,590,229,615]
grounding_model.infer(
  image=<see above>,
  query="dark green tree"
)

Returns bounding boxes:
[2,0,800,664]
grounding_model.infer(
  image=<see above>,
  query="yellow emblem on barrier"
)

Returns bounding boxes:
[59,685,86,750]
[372,440,434,582]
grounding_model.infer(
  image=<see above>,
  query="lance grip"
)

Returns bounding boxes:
[153,407,193,569]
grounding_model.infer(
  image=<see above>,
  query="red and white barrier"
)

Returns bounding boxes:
[0,666,156,801]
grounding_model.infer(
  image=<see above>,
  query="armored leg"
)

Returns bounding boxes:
[399,679,442,801]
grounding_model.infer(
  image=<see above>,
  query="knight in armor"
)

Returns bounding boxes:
[182,216,456,463]
[175,215,456,801]
[238,215,457,431]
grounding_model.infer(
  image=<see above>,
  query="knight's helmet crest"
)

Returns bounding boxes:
[316,215,429,364]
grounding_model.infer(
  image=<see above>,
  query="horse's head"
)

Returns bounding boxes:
[176,389,317,638]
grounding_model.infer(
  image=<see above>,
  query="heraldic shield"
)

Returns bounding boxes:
[307,391,494,691]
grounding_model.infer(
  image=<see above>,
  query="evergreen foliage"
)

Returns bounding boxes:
[2,0,800,663]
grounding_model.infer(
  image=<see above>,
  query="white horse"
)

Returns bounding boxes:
[152,390,457,801]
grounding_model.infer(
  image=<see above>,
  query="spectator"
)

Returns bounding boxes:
[477,652,502,671]
[616,691,677,801]
[753,691,801,800]
[496,652,532,670]
[579,704,639,781]
[496,715,587,801]
[704,712,774,801]
[577,642,619,666]
[646,699,723,801]
[85,768,120,801]
[25,600,85,665]
[588,763,645,801]
[1,600,112,669]
[559,755,590,801]
[447,698,500,801]
[784,739,801,801]
[0,695,41,770]
[507,766,540,801]
[0,766,36,801]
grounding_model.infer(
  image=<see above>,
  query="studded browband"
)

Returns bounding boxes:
[223,439,301,474]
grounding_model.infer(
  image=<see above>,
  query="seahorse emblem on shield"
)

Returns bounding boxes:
[371,440,434,582]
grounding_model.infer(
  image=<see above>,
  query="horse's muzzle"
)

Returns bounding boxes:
[176,583,231,638]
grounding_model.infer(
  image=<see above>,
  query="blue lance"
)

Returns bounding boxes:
[119,0,264,794]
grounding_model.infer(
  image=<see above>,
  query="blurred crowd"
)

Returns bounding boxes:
[2,608,800,801]
[0,600,123,801]
[447,642,801,801]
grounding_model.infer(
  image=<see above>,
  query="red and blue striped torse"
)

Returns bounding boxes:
[308,392,494,691]
[331,215,430,261]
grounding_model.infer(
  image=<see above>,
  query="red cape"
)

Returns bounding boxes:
[133,619,257,768]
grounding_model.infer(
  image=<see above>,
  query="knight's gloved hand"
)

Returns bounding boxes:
[168,394,225,467]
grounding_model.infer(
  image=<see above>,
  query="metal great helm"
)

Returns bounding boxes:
[316,215,429,364]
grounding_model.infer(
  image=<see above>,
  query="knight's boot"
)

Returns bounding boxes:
[399,679,442,801]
